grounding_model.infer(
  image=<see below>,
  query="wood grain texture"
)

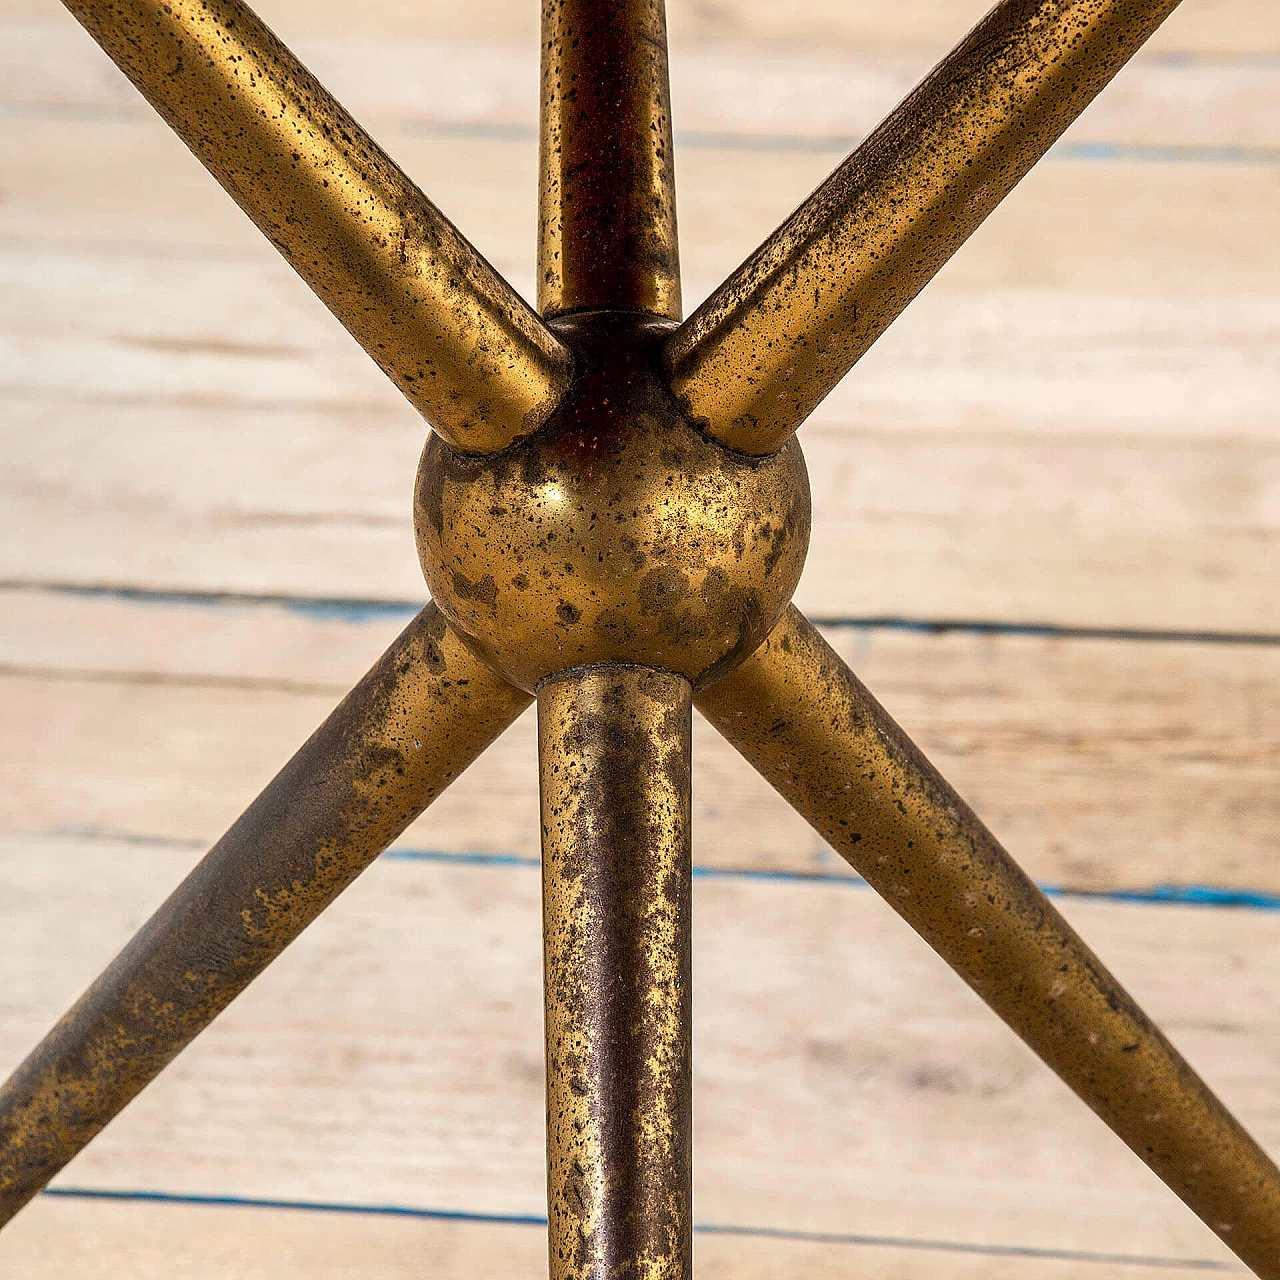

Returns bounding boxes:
[1,588,1276,895]
[2,11,1277,633]
[0,1195,1242,1279]
[1,1,1277,1272]
[0,834,1270,1269]
[5,16,1278,147]
[5,0,1276,54]
[1,269,1277,629]
[1,92,1276,631]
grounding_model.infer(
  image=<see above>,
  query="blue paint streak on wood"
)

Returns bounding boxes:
[38,1187,1229,1269]
[380,848,1280,913]
[14,582,1280,647]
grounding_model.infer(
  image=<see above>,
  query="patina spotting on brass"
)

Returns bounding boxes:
[60,0,571,454]
[539,666,692,1280]
[539,0,681,320]
[8,0,1276,1269]
[665,0,1185,455]
[697,606,1280,1279]
[416,311,810,694]
[0,605,529,1225]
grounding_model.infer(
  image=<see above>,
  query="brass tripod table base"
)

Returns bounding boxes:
[2,0,1279,1276]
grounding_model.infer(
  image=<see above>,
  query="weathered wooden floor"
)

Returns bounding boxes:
[0,0,1277,1274]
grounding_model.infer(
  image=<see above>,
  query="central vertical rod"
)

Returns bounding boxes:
[538,666,693,1280]
[538,0,681,319]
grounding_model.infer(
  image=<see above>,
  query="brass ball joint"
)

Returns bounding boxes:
[415,311,812,693]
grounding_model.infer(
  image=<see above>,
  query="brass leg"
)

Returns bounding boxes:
[539,666,692,1280]
[665,0,1184,454]
[0,606,529,1225]
[61,0,571,452]
[697,606,1280,1279]
[18,0,1276,1272]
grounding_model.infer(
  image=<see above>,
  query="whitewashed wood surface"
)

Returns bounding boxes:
[3,587,1278,894]
[0,0,1277,1274]
[0,834,1272,1274]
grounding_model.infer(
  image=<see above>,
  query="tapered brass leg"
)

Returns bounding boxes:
[666,0,1184,454]
[697,606,1280,1279]
[61,0,571,452]
[539,666,692,1280]
[0,606,529,1224]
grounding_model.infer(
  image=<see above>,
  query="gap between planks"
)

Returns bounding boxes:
[0,835,1266,1268]
[1,586,1277,896]
[0,1193,1238,1279]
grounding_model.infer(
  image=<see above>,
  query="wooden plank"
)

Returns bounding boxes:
[2,588,1276,895]
[0,1194,1242,1280]
[2,41,1276,637]
[3,104,1278,298]
[4,0,1274,56]
[0,1198,549,1280]
[0,834,1268,1266]
[5,17,1277,150]
[3,366,1278,632]
[6,230,1276,422]
[1,117,1276,635]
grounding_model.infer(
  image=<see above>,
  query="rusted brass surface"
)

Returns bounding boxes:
[539,666,692,1280]
[539,0,681,320]
[416,311,810,694]
[15,0,1278,1270]
[0,605,529,1225]
[60,0,571,454]
[697,606,1280,1279]
[665,0,1184,455]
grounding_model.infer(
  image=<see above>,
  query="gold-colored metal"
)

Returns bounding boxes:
[538,0,681,319]
[60,0,571,454]
[697,606,1280,1279]
[5,0,1277,1272]
[665,0,1184,455]
[0,605,529,1225]
[539,665,692,1280]
[415,311,810,694]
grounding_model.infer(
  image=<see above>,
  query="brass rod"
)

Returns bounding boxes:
[665,0,1183,455]
[61,0,571,454]
[538,0,681,319]
[0,606,529,1224]
[539,665,692,1280]
[697,606,1280,1278]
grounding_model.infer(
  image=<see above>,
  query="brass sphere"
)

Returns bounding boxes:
[414,312,810,693]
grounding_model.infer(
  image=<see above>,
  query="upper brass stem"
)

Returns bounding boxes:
[61,0,572,454]
[538,0,681,319]
[665,0,1183,455]
[697,606,1280,1279]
